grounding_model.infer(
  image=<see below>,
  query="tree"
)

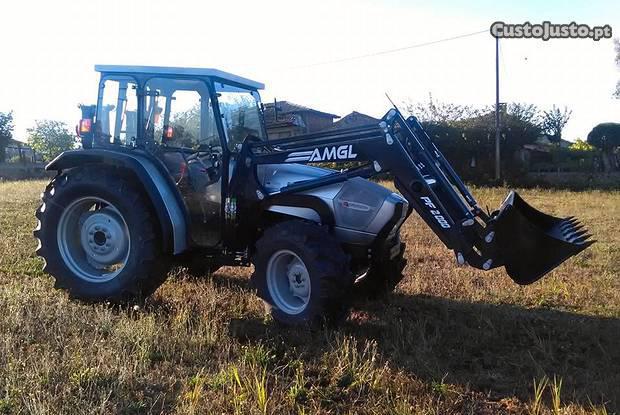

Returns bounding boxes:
[27,120,77,161]
[540,105,572,141]
[406,93,483,125]
[614,38,619,98]
[587,122,620,171]
[453,109,542,180]
[171,104,200,137]
[507,103,540,125]
[569,139,595,152]
[0,111,14,163]
[405,96,545,182]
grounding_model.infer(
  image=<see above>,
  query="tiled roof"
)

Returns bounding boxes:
[7,138,30,147]
[263,101,339,126]
[328,111,380,130]
[265,113,306,129]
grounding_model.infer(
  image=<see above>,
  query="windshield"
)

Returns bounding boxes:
[215,83,264,151]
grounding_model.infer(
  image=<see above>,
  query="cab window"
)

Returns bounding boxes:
[145,78,219,149]
[96,77,138,146]
[215,83,264,152]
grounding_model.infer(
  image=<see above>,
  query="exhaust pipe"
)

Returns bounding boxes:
[492,191,594,285]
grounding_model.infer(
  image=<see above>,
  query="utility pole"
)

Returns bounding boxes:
[494,36,501,181]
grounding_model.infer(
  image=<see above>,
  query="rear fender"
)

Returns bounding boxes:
[46,149,188,254]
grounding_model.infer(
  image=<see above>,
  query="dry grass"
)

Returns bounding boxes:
[0,179,618,414]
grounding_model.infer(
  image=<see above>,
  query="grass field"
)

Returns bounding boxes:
[0,179,618,414]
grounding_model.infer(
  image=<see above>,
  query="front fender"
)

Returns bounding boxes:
[47,149,188,254]
[261,194,334,226]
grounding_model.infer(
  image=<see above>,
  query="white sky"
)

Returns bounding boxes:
[1,0,618,141]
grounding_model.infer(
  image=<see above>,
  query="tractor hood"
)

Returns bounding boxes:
[256,164,408,245]
[256,163,333,194]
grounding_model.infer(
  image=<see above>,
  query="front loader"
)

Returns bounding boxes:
[35,65,593,325]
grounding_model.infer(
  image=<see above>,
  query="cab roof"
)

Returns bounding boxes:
[94,65,265,90]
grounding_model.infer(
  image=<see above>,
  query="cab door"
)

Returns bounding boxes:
[145,77,224,247]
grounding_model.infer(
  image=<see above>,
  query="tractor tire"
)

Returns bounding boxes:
[354,241,407,299]
[251,221,353,326]
[34,167,171,302]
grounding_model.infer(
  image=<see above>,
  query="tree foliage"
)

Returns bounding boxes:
[166,104,219,148]
[507,103,540,125]
[587,122,620,172]
[405,93,483,125]
[587,123,620,151]
[0,111,15,163]
[171,104,200,138]
[27,120,76,161]
[540,105,572,141]
[569,139,595,152]
[409,97,543,181]
[614,38,619,98]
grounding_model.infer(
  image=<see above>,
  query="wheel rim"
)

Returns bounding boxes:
[266,249,311,315]
[57,197,130,283]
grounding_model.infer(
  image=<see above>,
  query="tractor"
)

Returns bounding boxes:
[34,65,593,324]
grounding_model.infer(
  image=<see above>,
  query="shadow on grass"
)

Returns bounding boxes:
[229,292,620,411]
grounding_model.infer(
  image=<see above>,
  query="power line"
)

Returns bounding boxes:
[290,30,488,69]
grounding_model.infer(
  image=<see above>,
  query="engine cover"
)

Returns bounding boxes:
[257,164,408,246]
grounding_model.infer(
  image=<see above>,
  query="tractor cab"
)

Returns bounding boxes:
[79,65,266,246]
[81,65,266,150]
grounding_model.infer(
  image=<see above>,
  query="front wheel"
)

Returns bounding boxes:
[251,221,353,325]
[34,167,171,302]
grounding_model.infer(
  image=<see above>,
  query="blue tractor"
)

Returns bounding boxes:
[34,65,593,325]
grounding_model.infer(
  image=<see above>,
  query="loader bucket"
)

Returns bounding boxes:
[493,191,594,285]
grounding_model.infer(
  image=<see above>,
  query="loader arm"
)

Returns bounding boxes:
[234,108,593,284]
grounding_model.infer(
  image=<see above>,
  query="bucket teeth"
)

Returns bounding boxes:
[574,234,593,245]
[557,216,592,244]
[560,222,573,231]
[567,229,588,242]
[572,224,586,233]
[562,224,584,236]
[561,218,580,229]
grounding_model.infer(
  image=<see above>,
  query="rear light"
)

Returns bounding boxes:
[79,118,92,134]
[164,126,174,140]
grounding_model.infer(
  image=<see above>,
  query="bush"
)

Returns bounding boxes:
[27,120,77,162]
[587,123,620,172]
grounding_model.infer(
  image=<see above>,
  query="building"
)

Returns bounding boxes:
[264,101,339,139]
[3,138,40,163]
[328,111,380,131]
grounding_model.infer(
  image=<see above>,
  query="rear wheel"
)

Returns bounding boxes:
[251,221,353,325]
[34,167,171,302]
